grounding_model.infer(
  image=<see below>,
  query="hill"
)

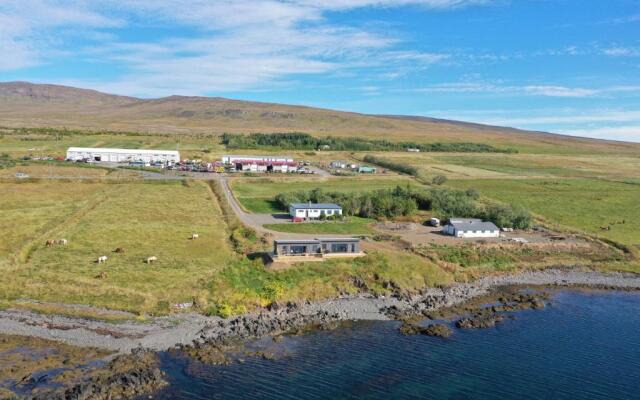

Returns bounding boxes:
[0,81,637,154]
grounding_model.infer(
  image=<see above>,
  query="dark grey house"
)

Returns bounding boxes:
[274,238,361,257]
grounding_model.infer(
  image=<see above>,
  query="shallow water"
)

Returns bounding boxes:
[152,290,640,399]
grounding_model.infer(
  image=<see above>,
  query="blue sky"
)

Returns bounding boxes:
[1,0,640,142]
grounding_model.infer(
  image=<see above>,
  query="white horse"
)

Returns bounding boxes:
[57,239,68,246]
[97,255,108,264]
[191,233,199,240]
[146,256,158,264]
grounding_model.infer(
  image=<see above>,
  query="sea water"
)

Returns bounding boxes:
[151,290,640,399]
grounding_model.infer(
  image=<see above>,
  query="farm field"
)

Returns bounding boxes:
[0,163,140,179]
[446,178,640,247]
[230,175,420,213]
[0,179,235,314]
[264,216,375,235]
[0,131,224,161]
[362,152,640,181]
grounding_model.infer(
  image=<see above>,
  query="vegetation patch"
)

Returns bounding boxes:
[222,132,516,153]
[274,186,532,228]
[265,216,374,235]
[208,251,454,314]
[363,154,419,176]
[447,178,640,247]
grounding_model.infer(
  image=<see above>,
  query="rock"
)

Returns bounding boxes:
[399,322,453,338]
[33,350,166,400]
[423,324,453,338]
[456,313,505,329]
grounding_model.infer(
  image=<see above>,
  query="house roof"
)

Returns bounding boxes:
[274,239,320,245]
[67,147,179,156]
[446,219,499,231]
[275,237,359,245]
[290,203,342,210]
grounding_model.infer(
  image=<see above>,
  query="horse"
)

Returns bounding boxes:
[114,247,125,253]
[97,255,108,264]
[45,240,55,247]
[191,233,199,240]
[96,271,108,279]
[146,256,158,264]
[56,239,68,246]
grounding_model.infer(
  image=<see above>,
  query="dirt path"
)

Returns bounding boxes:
[217,177,351,240]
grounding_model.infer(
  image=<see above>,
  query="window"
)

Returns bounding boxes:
[291,245,308,255]
[331,243,349,253]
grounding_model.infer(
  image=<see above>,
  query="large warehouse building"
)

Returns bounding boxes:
[66,147,180,163]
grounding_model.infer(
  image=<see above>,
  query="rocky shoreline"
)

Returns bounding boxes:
[3,268,640,399]
[1,268,640,355]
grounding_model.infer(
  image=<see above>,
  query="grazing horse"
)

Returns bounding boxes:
[114,247,125,253]
[146,256,158,264]
[96,271,108,279]
[45,240,55,247]
[191,233,199,240]
[97,255,108,264]
[56,239,68,246]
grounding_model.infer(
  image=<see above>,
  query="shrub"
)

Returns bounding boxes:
[363,155,419,176]
[482,204,532,229]
[432,174,448,185]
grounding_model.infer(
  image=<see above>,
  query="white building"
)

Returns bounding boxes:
[223,155,297,173]
[443,219,500,238]
[290,203,343,220]
[66,147,180,163]
[222,155,293,164]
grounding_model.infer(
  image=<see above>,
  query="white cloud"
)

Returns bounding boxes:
[558,125,640,143]
[426,108,640,142]
[0,0,469,93]
[416,81,640,98]
[601,46,640,57]
[522,85,598,98]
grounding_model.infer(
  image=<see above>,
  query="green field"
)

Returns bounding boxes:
[264,217,374,235]
[0,179,235,314]
[447,178,640,247]
[231,175,419,213]
[0,131,225,161]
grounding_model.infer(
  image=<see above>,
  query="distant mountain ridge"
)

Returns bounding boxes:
[0,81,635,153]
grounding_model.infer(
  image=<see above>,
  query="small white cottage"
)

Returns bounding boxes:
[443,219,500,238]
[289,203,343,220]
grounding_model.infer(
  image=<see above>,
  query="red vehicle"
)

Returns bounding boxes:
[292,217,304,223]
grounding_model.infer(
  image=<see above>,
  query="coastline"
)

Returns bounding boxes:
[2,267,640,354]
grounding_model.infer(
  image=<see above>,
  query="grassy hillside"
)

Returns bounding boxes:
[2,82,639,155]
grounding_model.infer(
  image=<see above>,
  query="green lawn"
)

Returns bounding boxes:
[447,178,640,247]
[231,175,420,213]
[264,216,375,235]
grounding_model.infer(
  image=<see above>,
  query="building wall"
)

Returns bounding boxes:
[443,224,499,238]
[457,230,500,238]
[289,207,343,219]
[67,150,179,163]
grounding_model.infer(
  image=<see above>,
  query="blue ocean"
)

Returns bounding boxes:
[151,290,640,399]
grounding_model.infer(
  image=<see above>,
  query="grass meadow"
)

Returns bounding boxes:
[0,179,235,314]
[264,216,375,235]
[231,175,419,213]
[446,178,640,248]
